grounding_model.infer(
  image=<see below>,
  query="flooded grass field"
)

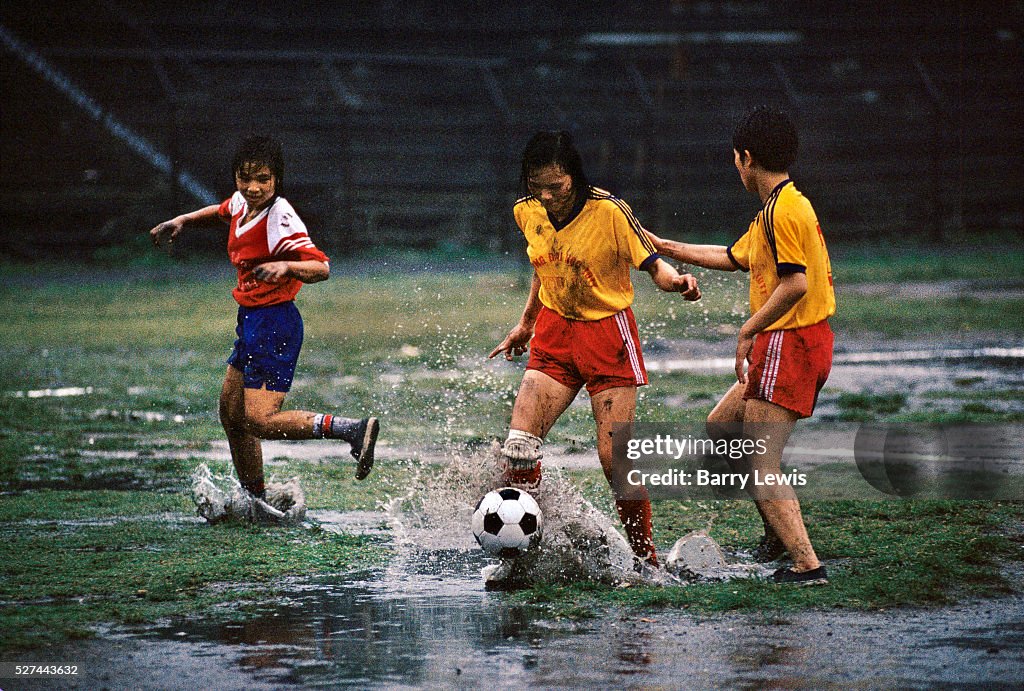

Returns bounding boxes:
[2,249,1023,687]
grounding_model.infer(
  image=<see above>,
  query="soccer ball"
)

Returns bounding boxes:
[472,487,543,557]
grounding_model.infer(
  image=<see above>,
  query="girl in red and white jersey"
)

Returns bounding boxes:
[150,136,379,508]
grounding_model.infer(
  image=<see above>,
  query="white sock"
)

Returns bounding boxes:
[505,429,543,458]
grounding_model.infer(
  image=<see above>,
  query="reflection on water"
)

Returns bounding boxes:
[136,541,1024,688]
[147,548,597,688]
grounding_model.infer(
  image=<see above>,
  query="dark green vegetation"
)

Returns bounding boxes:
[2,242,1022,647]
[837,392,909,421]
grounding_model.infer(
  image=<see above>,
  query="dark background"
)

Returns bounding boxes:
[1,1,1021,259]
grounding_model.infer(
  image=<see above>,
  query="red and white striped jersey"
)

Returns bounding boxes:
[218,192,329,307]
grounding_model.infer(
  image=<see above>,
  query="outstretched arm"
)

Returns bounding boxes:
[489,272,542,360]
[150,204,222,247]
[644,230,738,272]
[646,258,701,301]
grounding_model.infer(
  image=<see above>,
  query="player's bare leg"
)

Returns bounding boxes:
[503,370,579,485]
[743,398,820,572]
[707,381,746,429]
[219,366,266,496]
[242,386,316,439]
[591,385,658,566]
[707,383,781,557]
[242,385,379,480]
[218,366,378,485]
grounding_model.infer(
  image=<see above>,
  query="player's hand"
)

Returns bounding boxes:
[735,327,756,384]
[672,273,701,301]
[252,261,291,284]
[488,324,533,360]
[150,219,183,247]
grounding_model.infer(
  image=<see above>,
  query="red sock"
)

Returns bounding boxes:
[503,461,542,487]
[616,499,658,566]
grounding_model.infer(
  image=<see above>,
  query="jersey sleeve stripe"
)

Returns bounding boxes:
[726,244,748,272]
[639,253,661,271]
[763,193,779,263]
[602,195,658,256]
[273,235,316,255]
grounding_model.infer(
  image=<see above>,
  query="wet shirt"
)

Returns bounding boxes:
[727,180,835,330]
[514,187,660,321]
[218,192,329,307]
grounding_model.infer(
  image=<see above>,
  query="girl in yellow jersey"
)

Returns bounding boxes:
[489,131,701,568]
[648,106,834,585]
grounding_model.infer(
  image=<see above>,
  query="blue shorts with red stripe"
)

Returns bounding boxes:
[227,301,303,392]
[744,320,833,418]
[526,306,648,396]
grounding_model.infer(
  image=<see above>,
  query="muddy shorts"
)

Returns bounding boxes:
[743,320,833,418]
[526,305,647,395]
[227,301,304,392]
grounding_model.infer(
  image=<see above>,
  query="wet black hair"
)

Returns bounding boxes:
[519,130,590,199]
[232,135,285,197]
[731,106,799,173]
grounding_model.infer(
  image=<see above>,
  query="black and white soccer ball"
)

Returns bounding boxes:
[472,487,543,557]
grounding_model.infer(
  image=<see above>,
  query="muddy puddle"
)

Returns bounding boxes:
[38,512,1024,689]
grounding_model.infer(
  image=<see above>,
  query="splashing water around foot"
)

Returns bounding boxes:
[386,443,670,587]
[190,463,306,525]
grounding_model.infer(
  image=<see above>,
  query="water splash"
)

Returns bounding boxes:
[381,444,772,588]
[189,463,306,524]
[664,531,772,581]
[385,444,660,588]
[7,386,102,398]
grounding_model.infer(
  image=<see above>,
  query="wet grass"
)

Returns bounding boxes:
[922,388,1024,401]
[0,461,405,650]
[832,244,1024,284]
[1,248,1023,647]
[836,392,908,421]
[0,520,381,649]
[518,478,1024,618]
[888,407,1024,424]
[831,295,1024,337]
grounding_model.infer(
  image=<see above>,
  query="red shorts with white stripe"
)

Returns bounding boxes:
[743,320,834,418]
[526,306,648,395]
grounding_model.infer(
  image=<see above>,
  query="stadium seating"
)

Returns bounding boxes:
[1,0,1020,256]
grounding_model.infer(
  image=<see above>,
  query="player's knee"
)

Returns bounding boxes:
[706,405,731,428]
[219,399,245,434]
[243,411,275,438]
[706,413,741,442]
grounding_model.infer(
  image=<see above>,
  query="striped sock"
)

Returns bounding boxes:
[312,414,333,439]
[312,414,361,443]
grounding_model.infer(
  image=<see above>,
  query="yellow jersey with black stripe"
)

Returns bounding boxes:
[514,187,660,321]
[727,180,835,331]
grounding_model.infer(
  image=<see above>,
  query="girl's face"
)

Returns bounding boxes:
[527,164,576,221]
[235,163,276,210]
